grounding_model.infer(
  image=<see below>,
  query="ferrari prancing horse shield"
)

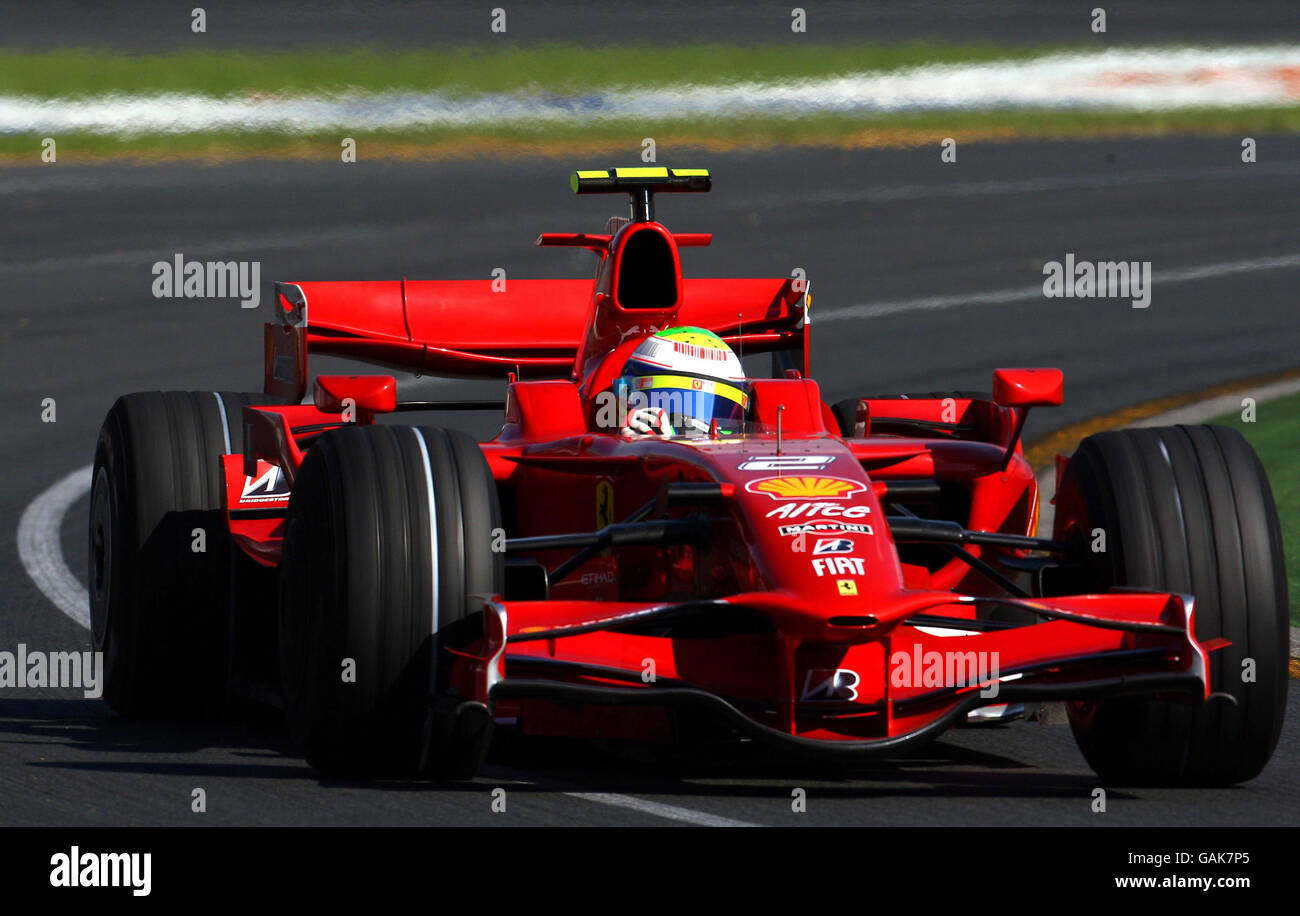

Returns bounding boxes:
[595,477,615,557]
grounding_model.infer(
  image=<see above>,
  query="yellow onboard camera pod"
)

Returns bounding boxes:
[570,168,712,221]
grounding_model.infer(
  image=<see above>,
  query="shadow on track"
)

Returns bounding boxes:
[1,697,1119,803]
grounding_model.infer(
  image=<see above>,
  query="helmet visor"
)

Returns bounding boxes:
[619,373,750,432]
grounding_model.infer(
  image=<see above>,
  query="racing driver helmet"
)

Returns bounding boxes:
[613,326,751,435]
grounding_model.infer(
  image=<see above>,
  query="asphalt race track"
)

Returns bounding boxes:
[1,136,1298,826]
[4,0,1297,49]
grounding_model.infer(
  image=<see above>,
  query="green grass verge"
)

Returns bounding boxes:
[0,42,1087,98]
[1210,391,1300,626]
[5,106,1299,162]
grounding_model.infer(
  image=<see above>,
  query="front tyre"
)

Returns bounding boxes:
[1053,425,1288,785]
[278,425,503,778]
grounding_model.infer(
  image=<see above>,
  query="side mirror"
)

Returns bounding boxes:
[314,374,397,415]
[992,368,1064,408]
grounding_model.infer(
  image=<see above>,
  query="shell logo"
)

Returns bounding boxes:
[745,476,866,501]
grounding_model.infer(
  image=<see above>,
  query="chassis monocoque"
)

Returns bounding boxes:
[89,168,1289,783]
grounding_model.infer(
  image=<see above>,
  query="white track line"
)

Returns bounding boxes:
[0,221,442,278]
[819,252,1300,323]
[800,162,1300,207]
[564,792,761,827]
[17,464,93,629]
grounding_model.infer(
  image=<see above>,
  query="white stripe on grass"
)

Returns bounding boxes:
[2,46,1296,136]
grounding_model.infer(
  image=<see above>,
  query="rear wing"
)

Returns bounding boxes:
[265,276,805,403]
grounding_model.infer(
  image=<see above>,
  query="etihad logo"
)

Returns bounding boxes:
[746,476,866,501]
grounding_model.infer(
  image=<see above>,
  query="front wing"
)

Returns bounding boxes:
[449,588,1218,758]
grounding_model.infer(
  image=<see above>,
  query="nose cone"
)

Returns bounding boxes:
[719,443,908,611]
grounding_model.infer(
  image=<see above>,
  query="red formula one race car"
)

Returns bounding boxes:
[90,168,1288,783]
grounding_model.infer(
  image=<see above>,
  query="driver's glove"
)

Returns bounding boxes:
[621,406,676,437]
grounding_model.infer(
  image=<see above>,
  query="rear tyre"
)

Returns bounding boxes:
[278,426,503,778]
[89,391,284,717]
[1053,425,1288,785]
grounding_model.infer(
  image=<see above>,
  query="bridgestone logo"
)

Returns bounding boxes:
[240,465,290,503]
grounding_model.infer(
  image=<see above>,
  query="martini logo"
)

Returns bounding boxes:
[746,476,865,501]
[240,464,290,503]
[778,522,874,536]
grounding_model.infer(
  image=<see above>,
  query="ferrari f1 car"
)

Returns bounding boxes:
[90,167,1289,784]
